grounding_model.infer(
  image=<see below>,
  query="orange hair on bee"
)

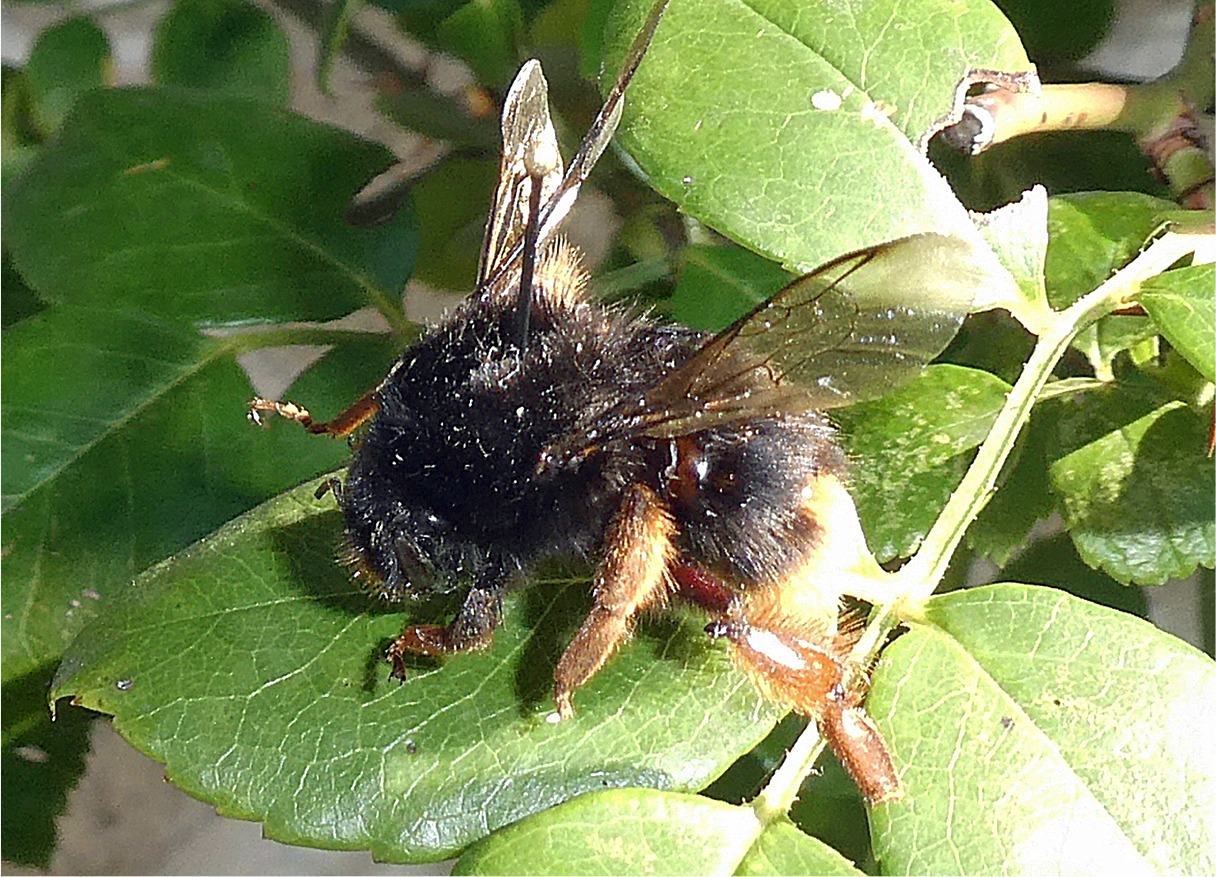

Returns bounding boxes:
[534,239,590,310]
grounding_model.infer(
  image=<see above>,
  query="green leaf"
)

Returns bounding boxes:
[150,0,292,104]
[1042,192,1179,377]
[1047,389,1215,585]
[436,0,525,89]
[3,62,38,143]
[965,399,1056,566]
[1044,191,1177,309]
[22,17,111,134]
[736,819,865,876]
[2,86,414,681]
[869,584,1215,875]
[578,0,615,80]
[532,0,595,51]
[971,185,1051,330]
[1,313,397,683]
[941,310,1037,386]
[4,88,416,326]
[2,667,94,868]
[1139,263,1216,383]
[375,87,500,149]
[49,478,782,862]
[836,364,1011,562]
[409,156,500,291]
[671,244,794,332]
[705,716,877,868]
[1071,314,1159,383]
[602,0,1032,272]
[452,788,863,875]
[396,0,481,42]
[703,713,804,804]
[3,64,42,159]
[4,307,218,509]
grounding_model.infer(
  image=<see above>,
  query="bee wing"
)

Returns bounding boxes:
[478,0,671,300]
[476,60,565,292]
[544,233,983,464]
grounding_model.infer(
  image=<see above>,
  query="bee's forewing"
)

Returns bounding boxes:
[533,0,669,248]
[718,232,981,410]
[477,60,565,291]
[479,0,671,300]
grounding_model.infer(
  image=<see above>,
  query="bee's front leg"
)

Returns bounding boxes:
[386,561,508,679]
[248,388,381,438]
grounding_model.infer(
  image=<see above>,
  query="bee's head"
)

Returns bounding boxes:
[339,466,482,599]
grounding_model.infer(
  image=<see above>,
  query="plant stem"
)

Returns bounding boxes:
[749,231,1207,829]
[750,723,827,823]
[950,6,1215,207]
[895,231,1201,602]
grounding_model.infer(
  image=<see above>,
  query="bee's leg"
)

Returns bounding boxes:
[248,389,380,438]
[552,483,676,720]
[817,696,903,805]
[671,562,734,615]
[707,593,902,804]
[386,562,507,679]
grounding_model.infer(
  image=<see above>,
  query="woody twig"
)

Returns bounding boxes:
[940,4,1214,209]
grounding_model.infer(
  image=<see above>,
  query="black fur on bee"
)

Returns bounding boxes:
[339,241,847,653]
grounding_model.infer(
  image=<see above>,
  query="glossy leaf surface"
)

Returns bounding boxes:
[1042,192,1182,375]
[50,478,782,862]
[671,244,794,332]
[1044,192,1176,308]
[1047,389,1214,585]
[836,364,1011,561]
[2,324,396,684]
[453,789,863,875]
[4,88,416,325]
[1138,263,1215,383]
[970,185,1050,328]
[3,83,414,682]
[601,0,1031,273]
[151,0,292,104]
[21,17,111,134]
[870,583,1215,875]
[965,399,1056,566]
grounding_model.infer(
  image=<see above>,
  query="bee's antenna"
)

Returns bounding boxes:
[516,138,559,352]
[483,0,670,301]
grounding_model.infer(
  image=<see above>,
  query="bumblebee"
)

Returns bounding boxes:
[251,0,975,804]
